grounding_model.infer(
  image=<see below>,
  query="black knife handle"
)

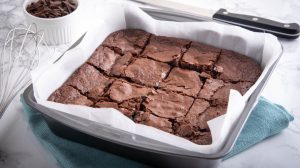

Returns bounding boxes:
[212,8,300,39]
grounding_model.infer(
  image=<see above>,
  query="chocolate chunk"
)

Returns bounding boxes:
[26,0,77,18]
[142,36,190,65]
[48,85,93,106]
[215,49,261,82]
[161,67,202,97]
[124,58,171,87]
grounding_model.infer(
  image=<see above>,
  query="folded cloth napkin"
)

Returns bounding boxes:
[20,96,293,168]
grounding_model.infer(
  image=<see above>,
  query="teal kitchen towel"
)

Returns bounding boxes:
[21,96,294,168]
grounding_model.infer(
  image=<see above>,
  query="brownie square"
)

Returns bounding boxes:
[197,105,227,130]
[175,99,210,136]
[124,58,171,87]
[107,80,154,103]
[134,111,173,133]
[211,82,253,105]
[198,78,224,100]
[161,67,202,97]
[215,49,261,82]
[142,36,190,65]
[48,85,93,106]
[143,90,194,119]
[102,29,151,55]
[94,101,133,117]
[106,80,155,116]
[64,63,114,101]
[110,53,134,76]
[181,41,220,72]
[87,46,120,74]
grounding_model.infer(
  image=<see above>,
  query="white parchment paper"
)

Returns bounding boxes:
[31,2,282,154]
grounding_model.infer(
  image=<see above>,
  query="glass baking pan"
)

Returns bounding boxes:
[22,8,283,168]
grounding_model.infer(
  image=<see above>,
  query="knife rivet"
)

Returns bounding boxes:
[252,17,258,21]
[223,11,229,15]
[284,24,290,28]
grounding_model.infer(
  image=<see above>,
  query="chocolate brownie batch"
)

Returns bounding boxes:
[48,29,262,145]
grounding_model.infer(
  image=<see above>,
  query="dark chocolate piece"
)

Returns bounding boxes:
[26,0,77,18]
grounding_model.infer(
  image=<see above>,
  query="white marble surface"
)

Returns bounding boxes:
[0,0,300,167]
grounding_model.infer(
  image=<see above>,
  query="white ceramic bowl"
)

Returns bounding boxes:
[23,0,86,45]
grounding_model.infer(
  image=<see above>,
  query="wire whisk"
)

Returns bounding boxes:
[0,24,43,119]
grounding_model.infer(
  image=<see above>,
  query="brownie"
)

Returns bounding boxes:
[102,29,151,55]
[48,85,93,106]
[142,36,190,65]
[87,46,120,74]
[198,78,224,100]
[161,67,202,97]
[175,99,210,136]
[215,49,262,82]
[181,41,221,72]
[197,105,227,130]
[124,58,171,87]
[143,90,194,119]
[48,29,263,146]
[211,82,253,105]
[94,101,133,117]
[135,111,173,133]
[110,53,134,76]
[64,63,114,101]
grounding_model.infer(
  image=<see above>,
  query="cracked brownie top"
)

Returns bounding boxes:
[48,29,262,145]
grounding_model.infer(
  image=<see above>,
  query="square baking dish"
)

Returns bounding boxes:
[22,8,283,168]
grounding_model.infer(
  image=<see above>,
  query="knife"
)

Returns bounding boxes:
[130,0,300,39]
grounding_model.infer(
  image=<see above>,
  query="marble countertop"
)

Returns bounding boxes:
[0,0,300,167]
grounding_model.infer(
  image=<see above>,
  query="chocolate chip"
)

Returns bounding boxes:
[26,0,77,18]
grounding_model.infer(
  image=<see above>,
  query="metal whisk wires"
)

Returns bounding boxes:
[0,24,43,119]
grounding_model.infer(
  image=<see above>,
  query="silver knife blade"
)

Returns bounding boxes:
[53,32,87,64]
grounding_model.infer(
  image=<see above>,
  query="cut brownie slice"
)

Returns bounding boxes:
[161,67,202,97]
[94,101,133,117]
[211,82,253,105]
[215,49,261,82]
[134,111,173,133]
[48,85,93,106]
[106,80,155,116]
[110,53,134,76]
[175,99,210,137]
[102,29,151,55]
[198,78,224,100]
[142,36,190,65]
[64,63,114,101]
[87,46,120,74]
[143,90,194,119]
[107,80,154,103]
[197,105,227,130]
[124,58,171,87]
[181,41,220,72]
